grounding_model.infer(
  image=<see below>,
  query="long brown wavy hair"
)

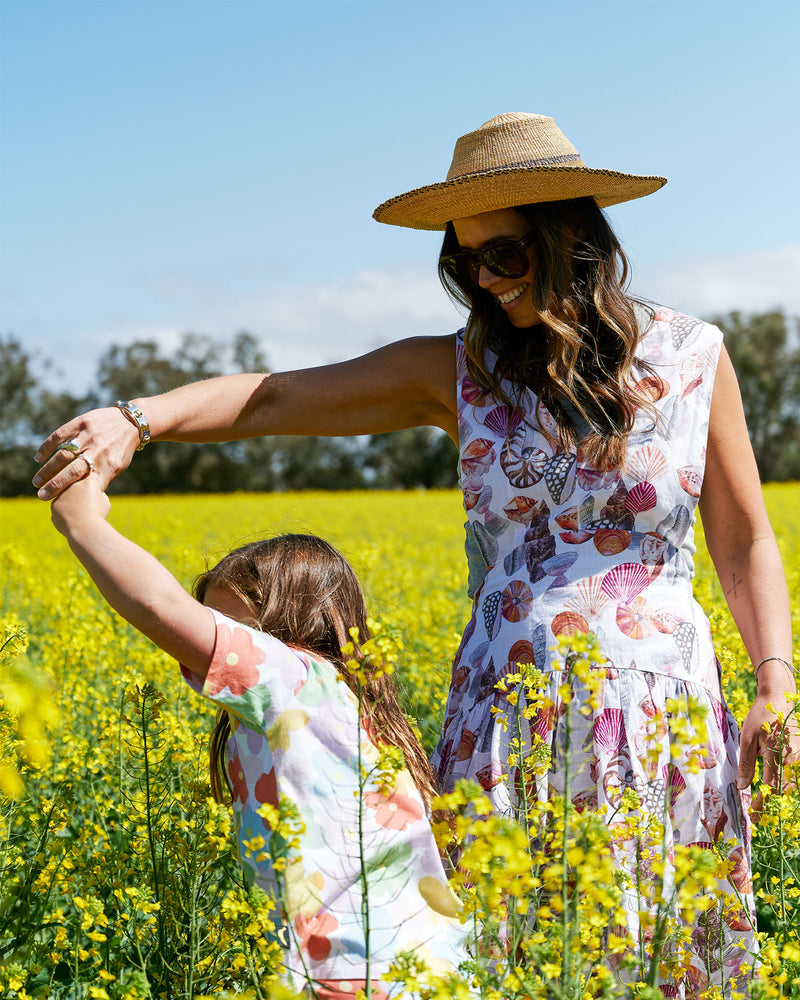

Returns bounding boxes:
[193,534,438,810]
[438,197,656,470]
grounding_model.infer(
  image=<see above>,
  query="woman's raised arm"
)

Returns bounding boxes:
[34,334,458,499]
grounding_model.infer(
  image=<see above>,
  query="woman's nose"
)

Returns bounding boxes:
[477,264,500,289]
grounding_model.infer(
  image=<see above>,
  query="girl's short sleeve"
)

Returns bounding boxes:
[181,610,309,733]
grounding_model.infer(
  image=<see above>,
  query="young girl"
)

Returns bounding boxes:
[50,477,470,998]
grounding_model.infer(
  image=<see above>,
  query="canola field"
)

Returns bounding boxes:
[1,486,799,998]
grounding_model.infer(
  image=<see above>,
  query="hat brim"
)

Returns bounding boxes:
[373,166,667,231]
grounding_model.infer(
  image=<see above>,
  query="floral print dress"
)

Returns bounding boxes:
[182,611,470,996]
[430,309,757,995]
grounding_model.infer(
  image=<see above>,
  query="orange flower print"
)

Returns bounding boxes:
[363,788,424,831]
[254,767,278,808]
[294,909,339,962]
[208,623,266,697]
[227,754,249,804]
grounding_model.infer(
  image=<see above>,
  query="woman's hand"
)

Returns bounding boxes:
[33,406,140,500]
[738,684,800,818]
[50,475,112,537]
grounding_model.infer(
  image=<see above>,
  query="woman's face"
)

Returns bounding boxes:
[452,207,540,328]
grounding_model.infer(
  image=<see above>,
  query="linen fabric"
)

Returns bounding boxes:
[182,613,469,993]
[431,309,757,995]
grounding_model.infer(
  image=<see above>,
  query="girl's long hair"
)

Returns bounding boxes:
[194,534,438,809]
[438,197,656,470]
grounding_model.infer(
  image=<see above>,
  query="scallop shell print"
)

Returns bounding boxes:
[664,763,686,810]
[565,574,612,620]
[551,610,589,637]
[626,444,669,484]
[593,708,627,755]
[593,528,631,557]
[461,374,489,406]
[507,639,536,668]
[600,563,650,604]
[483,405,524,438]
[623,481,658,516]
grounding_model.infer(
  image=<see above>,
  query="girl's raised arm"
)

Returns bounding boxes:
[34,334,458,499]
[50,477,217,678]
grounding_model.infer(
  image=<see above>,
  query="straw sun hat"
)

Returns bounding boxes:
[373,113,667,231]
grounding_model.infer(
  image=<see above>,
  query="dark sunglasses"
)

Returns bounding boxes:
[441,229,536,283]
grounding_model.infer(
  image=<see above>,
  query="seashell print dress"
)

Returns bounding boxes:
[431,308,756,995]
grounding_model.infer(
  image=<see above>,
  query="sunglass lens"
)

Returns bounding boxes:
[486,246,529,279]
[441,256,462,278]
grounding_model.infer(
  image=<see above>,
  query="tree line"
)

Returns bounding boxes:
[2,310,798,497]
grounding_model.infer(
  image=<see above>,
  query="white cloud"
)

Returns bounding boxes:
[27,247,800,398]
[631,245,800,320]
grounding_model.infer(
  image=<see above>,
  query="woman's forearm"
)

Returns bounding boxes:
[709,532,794,696]
[134,372,273,442]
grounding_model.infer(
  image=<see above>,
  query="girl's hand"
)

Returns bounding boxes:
[738,687,800,819]
[33,406,140,500]
[51,476,112,537]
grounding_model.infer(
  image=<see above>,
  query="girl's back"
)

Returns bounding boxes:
[183,610,468,987]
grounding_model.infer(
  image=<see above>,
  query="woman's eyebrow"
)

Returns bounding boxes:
[457,233,520,250]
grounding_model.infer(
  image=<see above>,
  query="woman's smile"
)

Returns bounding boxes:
[496,282,531,307]
[452,208,541,328]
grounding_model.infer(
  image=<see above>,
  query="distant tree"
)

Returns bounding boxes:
[711,310,800,481]
[365,428,459,489]
[0,336,95,496]
[0,336,38,495]
[0,336,37,448]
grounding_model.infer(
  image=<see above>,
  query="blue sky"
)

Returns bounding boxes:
[2,0,798,392]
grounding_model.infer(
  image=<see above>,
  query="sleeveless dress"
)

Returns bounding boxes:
[430,308,757,995]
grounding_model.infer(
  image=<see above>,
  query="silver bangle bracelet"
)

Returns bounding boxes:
[754,656,794,682]
[115,400,151,451]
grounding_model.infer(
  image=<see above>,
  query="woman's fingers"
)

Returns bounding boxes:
[34,419,84,466]
[34,448,94,499]
[33,407,139,499]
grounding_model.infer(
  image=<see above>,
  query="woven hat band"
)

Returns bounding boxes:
[446,113,586,180]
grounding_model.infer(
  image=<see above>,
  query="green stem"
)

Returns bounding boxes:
[356,678,372,998]
[560,668,572,994]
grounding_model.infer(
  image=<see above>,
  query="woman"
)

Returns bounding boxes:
[35,113,795,992]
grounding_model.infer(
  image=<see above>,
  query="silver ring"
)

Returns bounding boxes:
[83,454,95,473]
[60,438,81,455]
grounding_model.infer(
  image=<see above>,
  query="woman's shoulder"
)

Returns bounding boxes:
[637,303,722,358]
